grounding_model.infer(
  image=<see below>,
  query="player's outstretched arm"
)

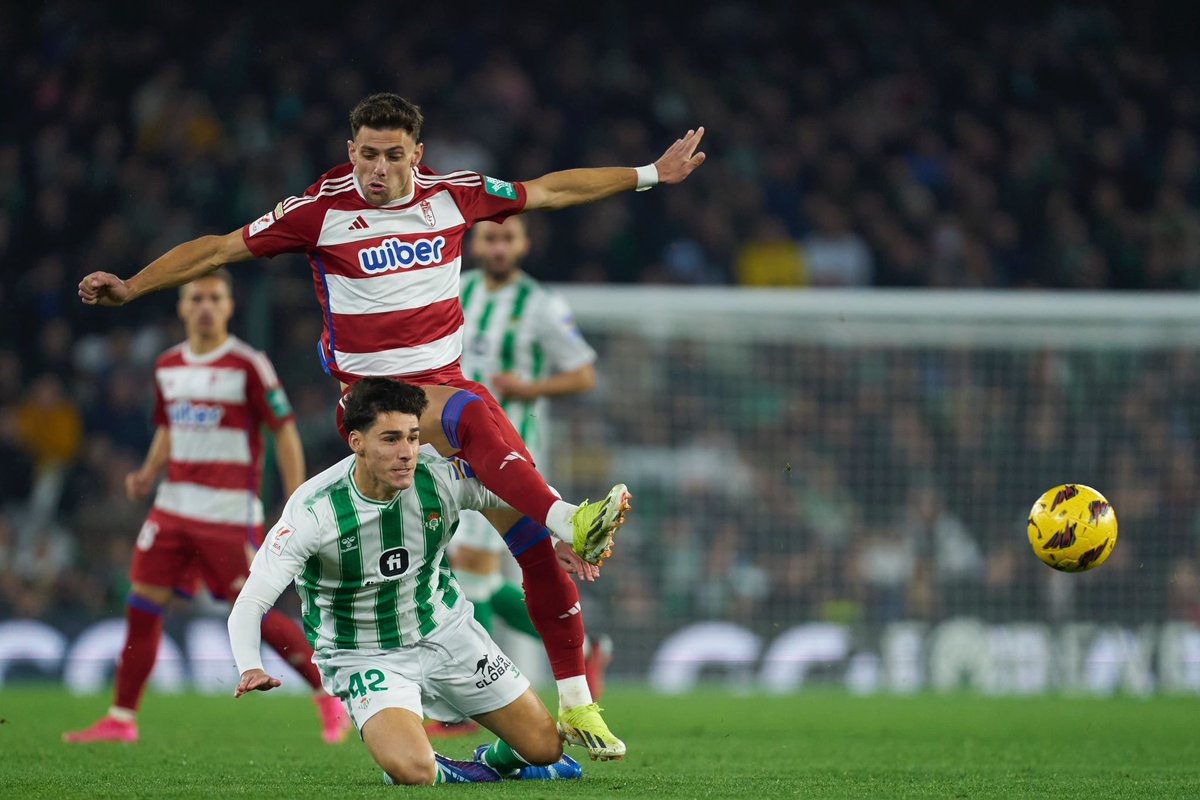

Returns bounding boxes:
[523,126,706,211]
[79,229,253,307]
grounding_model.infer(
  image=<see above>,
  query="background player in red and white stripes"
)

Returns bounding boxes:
[65,270,349,744]
[78,93,705,759]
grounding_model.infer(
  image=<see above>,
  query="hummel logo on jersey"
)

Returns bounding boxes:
[499,451,527,470]
[348,215,370,231]
[340,535,358,553]
[358,235,446,274]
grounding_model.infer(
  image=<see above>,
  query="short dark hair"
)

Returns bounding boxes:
[342,378,429,435]
[349,93,424,140]
[179,267,233,298]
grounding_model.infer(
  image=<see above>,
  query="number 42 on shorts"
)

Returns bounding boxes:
[346,669,388,698]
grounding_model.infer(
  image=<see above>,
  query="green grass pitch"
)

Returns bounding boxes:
[3,686,1199,798]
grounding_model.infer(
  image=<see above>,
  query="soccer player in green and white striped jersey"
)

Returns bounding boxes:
[453,216,614,703]
[228,379,585,784]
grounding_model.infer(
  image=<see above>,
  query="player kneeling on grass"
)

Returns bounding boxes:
[228,378,583,783]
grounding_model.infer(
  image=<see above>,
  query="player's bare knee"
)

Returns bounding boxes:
[378,751,436,785]
[518,724,563,765]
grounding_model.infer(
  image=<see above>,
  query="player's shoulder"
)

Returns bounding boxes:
[223,337,282,385]
[412,164,486,199]
[291,455,356,515]
[279,163,359,217]
[154,343,188,369]
[418,452,475,487]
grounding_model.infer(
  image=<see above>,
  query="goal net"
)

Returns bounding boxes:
[550,287,1200,695]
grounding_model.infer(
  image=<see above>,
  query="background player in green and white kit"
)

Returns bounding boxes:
[228,379,584,784]
[454,216,612,696]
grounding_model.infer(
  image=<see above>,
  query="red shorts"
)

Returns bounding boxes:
[334,363,532,463]
[130,508,263,601]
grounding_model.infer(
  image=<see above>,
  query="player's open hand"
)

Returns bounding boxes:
[125,469,156,502]
[235,668,282,697]
[555,540,600,582]
[653,127,707,185]
[490,372,535,401]
[79,271,134,306]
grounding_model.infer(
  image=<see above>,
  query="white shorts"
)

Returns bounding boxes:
[450,510,508,554]
[313,605,530,733]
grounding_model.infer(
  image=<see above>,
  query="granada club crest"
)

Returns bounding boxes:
[420,199,436,228]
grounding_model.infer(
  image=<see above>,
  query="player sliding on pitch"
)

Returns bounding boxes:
[80,92,706,759]
[229,379,583,783]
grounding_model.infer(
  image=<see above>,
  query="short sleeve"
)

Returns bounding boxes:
[250,507,320,593]
[243,351,294,431]
[449,175,528,225]
[535,292,597,373]
[242,197,325,258]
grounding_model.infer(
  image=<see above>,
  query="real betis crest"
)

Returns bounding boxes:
[483,176,517,200]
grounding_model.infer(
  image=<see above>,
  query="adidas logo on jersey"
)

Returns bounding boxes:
[348,215,369,230]
[499,451,527,470]
[357,235,447,274]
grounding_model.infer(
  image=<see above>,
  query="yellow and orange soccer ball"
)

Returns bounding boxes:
[1027,484,1118,572]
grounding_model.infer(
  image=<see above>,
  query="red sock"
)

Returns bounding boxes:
[260,610,322,690]
[113,595,164,712]
[444,392,559,525]
[515,536,586,680]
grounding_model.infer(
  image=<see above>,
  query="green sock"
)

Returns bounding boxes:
[470,594,495,634]
[489,582,541,639]
[482,738,529,773]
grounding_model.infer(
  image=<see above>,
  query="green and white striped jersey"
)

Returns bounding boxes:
[247,451,506,652]
[459,270,596,458]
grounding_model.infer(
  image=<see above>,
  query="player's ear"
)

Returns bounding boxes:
[347,139,356,163]
[413,142,423,166]
[348,429,364,455]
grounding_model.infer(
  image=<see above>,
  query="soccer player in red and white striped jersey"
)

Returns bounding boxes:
[78,93,705,759]
[65,270,350,745]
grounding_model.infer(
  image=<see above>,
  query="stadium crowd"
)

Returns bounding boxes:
[3,2,1200,666]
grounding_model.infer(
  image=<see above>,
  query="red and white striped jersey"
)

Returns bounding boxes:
[241,163,527,384]
[151,336,294,528]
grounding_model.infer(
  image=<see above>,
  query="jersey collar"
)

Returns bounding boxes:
[182,335,237,365]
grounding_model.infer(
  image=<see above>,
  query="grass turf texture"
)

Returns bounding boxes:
[2,687,1198,798]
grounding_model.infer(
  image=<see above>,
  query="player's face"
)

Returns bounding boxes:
[348,127,424,207]
[470,218,530,279]
[177,277,233,339]
[351,411,421,496]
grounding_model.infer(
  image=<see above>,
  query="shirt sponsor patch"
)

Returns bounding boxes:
[266,387,292,419]
[248,211,275,236]
[483,176,517,200]
[268,526,292,555]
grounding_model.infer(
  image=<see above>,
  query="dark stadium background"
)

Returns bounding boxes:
[4,0,1200,695]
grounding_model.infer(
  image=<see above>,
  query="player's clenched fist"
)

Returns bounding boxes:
[78,271,134,306]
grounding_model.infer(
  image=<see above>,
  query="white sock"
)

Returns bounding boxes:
[556,675,593,710]
[108,706,136,722]
[545,500,578,542]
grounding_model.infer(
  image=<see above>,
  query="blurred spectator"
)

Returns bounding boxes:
[15,374,82,474]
